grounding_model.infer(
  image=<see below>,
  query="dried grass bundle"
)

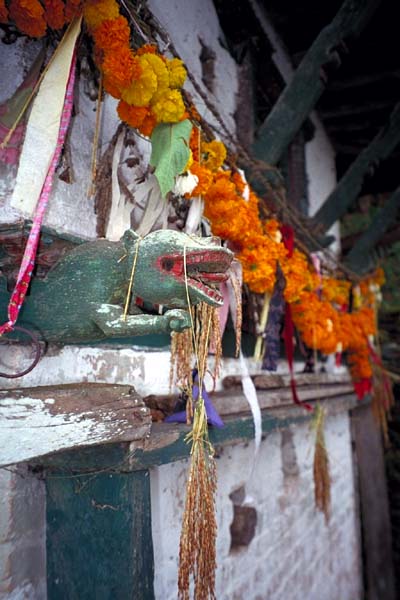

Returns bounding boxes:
[312,403,331,523]
[173,298,219,599]
[178,427,217,600]
[371,362,395,447]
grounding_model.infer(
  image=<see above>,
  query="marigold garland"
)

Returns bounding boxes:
[2,0,383,389]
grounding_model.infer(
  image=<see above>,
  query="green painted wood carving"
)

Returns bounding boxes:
[0,229,232,343]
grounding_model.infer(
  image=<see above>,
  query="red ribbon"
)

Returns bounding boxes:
[280,225,313,412]
[0,52,77,336]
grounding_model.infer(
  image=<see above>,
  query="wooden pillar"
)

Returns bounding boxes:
[46,466,155,600]
[351,402,395,600]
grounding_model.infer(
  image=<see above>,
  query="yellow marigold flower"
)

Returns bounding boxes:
[167,58,187,88]
[183,149,194,172]
[202,140,227,171]
[141,53,169,91]
[83,0,119,30]
[151,89,185,123]
[121,55,158,106]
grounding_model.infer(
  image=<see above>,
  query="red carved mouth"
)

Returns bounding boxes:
[156,249,232,305]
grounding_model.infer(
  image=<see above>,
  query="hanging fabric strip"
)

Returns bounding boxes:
[0,39,79,336]
[227,264,262,457]
[280,224,313,412]
[262,263,286,371]
[283,302,313,412]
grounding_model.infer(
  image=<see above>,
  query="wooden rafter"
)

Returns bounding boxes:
[313,103,400,233]
[345,185,400,272]
[251,0,381,166]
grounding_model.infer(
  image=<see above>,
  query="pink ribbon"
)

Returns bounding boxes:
[0,53,77,336]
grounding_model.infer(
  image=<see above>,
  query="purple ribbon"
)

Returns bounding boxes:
[165,370,224,428]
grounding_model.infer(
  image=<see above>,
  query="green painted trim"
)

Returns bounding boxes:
[41,409,312,475]
[46,469,155,600]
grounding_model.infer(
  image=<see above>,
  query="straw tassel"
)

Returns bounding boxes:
[312,403,331,523]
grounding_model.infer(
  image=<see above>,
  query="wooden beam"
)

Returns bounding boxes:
[320,100,396,119]
[251,0,380,165]
[327,69,400,91]
[35,388,357,473]
[346,185,400,272]
[0,384,152,467]
[342,223,400,252]
[313,103,400,233]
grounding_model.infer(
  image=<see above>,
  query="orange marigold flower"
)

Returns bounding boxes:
[151,88,185,123]
[9,0,47,37]
[189,126,201,161]
[117,100,149,128]
[42,0,65,29]
[0,0,9,23]
[186,162,213,197]
[136,44,157,55]
[83,0,119,30]
[231,170,246,196]
[92,16,130,52]
[137,111,157,137]
[65,0,83,21]
[121,55,158,106]
[103,76,121,99]
[202,139,227,171]
[102,48,141,92]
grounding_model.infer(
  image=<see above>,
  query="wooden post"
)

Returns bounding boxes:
[351,402,396,600]
[46,468,155,600]
[346,185,400,272]
[252,0,380,166]
[313,103,400,232]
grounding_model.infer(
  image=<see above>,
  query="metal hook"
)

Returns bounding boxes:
[0,326,42,378]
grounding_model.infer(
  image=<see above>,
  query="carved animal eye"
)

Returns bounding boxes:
[162,258,174,271]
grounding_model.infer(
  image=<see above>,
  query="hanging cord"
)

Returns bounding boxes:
[123,237,142,321]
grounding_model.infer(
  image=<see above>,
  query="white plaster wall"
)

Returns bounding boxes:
[0,467,46,600]
[149,0,239,142]
[151,412,362,600]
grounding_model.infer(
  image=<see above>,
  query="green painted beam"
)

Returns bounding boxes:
[46,469,154,600]
[346,184,400,273]
[252,0,380,166]
[313,103,400,232]
[40,408,321,474]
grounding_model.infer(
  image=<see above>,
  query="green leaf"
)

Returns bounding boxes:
[150,120,193,197]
